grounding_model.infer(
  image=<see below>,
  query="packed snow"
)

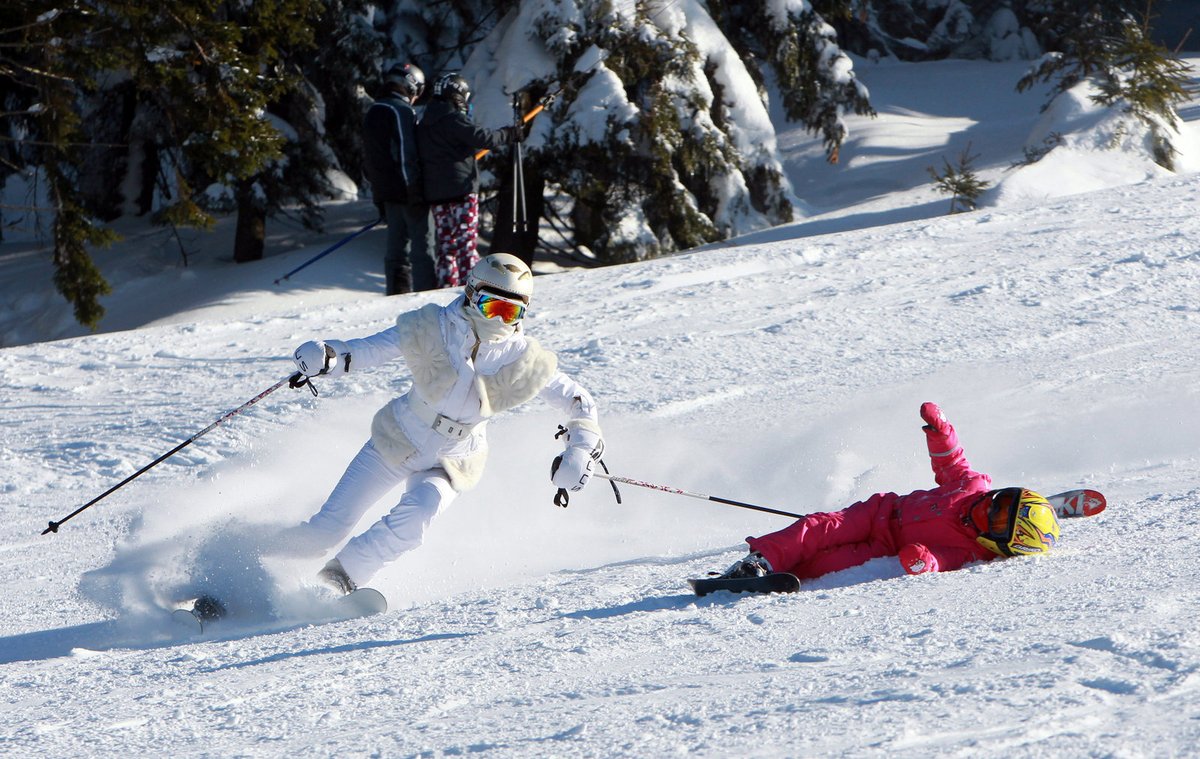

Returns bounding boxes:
[2,58,1199,757]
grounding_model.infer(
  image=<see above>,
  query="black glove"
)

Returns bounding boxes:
[501,125,525,144]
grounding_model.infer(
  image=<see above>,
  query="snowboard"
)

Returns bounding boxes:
[689,572,801,598]
[171,588,388,634]
[1047,489,1106,519]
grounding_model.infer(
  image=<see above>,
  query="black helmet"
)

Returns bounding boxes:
[384,63,425,100]
[432,71,471,111]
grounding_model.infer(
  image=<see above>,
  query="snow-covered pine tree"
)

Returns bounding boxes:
[369,0,517,75]
[1087,16,1194,170]
[214,0,353,264]
[1017,0,1191,170]
[463,0,808,264]
[927,142,990,213]
[1017,0,1133,99]
[0,3,118,328]
[836,1,1073,62]
[838,0,978,60]
[1,1,332,323]
[707,0,875,163]
[309,2,386,196]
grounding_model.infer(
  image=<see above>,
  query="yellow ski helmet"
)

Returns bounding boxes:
[968,488,1060,557]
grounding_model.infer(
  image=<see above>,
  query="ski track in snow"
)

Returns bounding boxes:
[2,59,1200,756]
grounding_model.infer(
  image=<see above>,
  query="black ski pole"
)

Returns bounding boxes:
[274,218,381,285]
[42,373,309,535]
[593,473,804,520]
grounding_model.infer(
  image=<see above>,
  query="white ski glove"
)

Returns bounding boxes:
[292,339,351,377]
[551,426,604,493]
[551,445,595,492]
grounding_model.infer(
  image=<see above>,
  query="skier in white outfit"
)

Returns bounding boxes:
[286,253,603,593]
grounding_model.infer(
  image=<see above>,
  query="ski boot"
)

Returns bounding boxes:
[317,558,357,595]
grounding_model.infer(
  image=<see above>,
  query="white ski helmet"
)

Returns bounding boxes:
[467,253,533,304]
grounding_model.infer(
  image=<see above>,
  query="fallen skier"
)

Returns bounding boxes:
[693,402,1105,596]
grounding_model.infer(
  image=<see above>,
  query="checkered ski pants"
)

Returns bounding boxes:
[432,194,480,288]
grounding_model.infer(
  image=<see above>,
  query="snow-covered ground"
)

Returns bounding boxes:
[2,58,1199,757]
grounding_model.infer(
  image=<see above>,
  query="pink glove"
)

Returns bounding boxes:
[920,402,951,434]
[899,543,939,575]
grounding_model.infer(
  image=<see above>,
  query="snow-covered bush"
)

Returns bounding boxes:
[1018,5,1192,171]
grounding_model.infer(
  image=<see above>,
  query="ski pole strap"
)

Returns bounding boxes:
[599,458,621,504]
[288,372,319,396]
[555,488,570,508]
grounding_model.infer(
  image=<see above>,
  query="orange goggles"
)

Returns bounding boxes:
[474,291,526,324]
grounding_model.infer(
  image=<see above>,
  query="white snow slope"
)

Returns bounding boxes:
[2,59,1200,758]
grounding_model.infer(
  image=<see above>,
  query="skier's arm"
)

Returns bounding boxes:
[448,112,519,153]
[292,327,403,378]
[343,327,404,372]
[539,372,601,439]
[899,543,981,574]
[398,108,422,204]
[920,402,985,487]
[363,104,400,179]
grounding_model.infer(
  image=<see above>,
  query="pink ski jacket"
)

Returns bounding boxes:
[747,418,997,578]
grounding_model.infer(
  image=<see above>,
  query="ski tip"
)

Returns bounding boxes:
[171,608,204,634]
[343,587,388,616]
[1051,489,1107,519]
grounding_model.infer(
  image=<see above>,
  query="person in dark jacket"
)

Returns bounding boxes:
[417,71,524,287]
[362,63,435,295]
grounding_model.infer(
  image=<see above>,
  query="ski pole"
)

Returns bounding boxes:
[41,373,308,535]
[273,218,381,285]
[593,473,804,520]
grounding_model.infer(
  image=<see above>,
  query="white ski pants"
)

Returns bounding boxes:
[298,439,458,584]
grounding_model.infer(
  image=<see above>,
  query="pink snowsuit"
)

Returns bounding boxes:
[747,417,998,578]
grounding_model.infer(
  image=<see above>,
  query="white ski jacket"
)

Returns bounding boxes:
[338,296,601,492]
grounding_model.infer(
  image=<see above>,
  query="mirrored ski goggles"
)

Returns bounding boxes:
[473,291,526,324]
[969,488,1021,539]
[968,487,1057,557]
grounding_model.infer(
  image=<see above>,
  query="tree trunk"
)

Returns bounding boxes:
[234,181,265,263]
